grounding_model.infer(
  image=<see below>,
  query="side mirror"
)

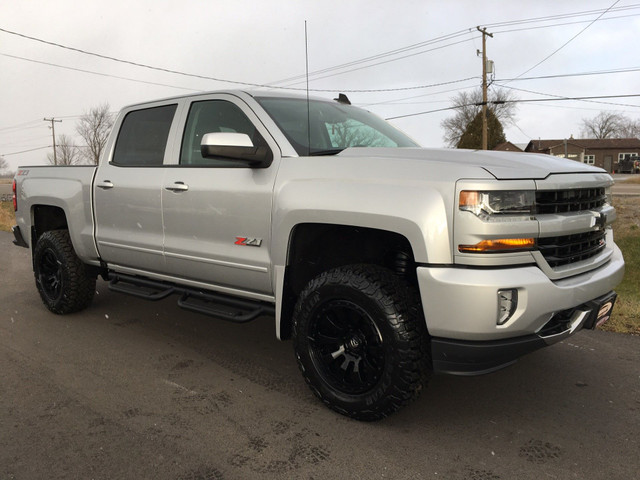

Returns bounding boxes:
[201,132,272,168]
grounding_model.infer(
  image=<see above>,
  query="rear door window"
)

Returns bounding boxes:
[112,104,177,166]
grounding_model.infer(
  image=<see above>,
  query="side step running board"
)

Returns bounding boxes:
[108,273,274,323]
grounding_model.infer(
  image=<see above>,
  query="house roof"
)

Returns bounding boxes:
[526,138,640,152]
[493,141,523,152]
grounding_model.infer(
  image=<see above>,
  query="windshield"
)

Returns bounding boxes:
[255,96,419,156]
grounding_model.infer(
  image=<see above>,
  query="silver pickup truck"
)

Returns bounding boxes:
[12,90,625,420]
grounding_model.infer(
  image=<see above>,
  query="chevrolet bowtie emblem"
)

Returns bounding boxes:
[591,212,607,230]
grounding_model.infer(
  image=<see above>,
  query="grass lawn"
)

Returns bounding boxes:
[1,197,638,333]
[606,196,640,334]
[0,202,14,232]
[620,176,640,184]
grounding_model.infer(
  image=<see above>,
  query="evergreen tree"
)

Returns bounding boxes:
[457,109,506,150]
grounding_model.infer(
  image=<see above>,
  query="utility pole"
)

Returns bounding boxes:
[477,27,493,150]
[44,117,62,165]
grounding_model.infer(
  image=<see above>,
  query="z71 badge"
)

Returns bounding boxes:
[235,237,263,247]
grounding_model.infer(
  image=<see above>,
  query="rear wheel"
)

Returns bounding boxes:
[33,230,96,314]
[293,265,430,421]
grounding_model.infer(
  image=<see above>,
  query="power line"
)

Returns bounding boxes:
[270,6,640,87]
[2,2,639,96]
[2,146,50,156]
[508,0,622,80]
[4,26,472,93]
[496,66,640,83]
[0,27,276,89]
[0,47,477,94]
[0,119,42,132]
[492,12,640,35]
[0,135,52,147]
[510,121,533,140]
[268,29,473,86]
[1,53,203,92]
[272,37,479,88]
[484,3,640,29]
[273,6,640,88]
[493,83,640,108]
[385,93,640,120]
[2,4,636,95]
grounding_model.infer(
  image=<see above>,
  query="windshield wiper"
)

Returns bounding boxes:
[309,148,345,156]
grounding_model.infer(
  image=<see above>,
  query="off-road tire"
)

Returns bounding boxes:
[293,264,430,421]
[33,230,96,314]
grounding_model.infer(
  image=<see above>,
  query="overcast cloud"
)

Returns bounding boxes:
[1,0,639,171]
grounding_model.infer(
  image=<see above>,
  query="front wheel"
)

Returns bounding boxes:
[33,230,96,314]
[292,265,430,421]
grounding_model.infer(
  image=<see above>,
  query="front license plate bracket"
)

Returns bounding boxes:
[583,291,617,330]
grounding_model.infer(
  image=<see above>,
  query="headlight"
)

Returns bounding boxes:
[459,190,535,219]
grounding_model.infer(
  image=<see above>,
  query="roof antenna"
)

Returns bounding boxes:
[305,21,311,157]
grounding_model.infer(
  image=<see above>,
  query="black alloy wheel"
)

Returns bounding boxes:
[33,230,96,314]
[37,247,64,304]
[307,298,386,395]
[293,264,430,421]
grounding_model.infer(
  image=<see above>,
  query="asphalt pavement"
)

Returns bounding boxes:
[1,231,638,480]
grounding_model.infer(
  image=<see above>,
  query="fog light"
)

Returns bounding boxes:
[498,289,518,325]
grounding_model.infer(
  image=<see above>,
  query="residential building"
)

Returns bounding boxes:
[524,138,640,173]
[493,142,524,152]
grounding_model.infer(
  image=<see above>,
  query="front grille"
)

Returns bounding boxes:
[536,188,606,214]
[538,230,606,268]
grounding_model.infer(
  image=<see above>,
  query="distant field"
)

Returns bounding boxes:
[622,176,640,184]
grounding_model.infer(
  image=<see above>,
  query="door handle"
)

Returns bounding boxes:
[165,182,189,192]
[96,180,114,189]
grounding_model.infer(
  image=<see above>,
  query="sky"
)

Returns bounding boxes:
[1,0,639,172]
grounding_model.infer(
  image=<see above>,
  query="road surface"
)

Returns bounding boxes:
[1,231,638,479]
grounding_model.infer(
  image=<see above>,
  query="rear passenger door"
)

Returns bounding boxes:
[161,94,278,297]
[94,102,181,273]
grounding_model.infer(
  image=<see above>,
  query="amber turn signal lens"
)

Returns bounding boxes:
[459,238,535,253]
[459,191,480,208]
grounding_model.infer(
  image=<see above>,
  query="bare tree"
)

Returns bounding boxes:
[0,155,8,173]
[46,134,80,165]
[618,118,640,139]
[441,87,518,148]
[76,103,114,164]
[580,111,628,139]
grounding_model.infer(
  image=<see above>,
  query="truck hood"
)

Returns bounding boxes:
[338,147,605,180]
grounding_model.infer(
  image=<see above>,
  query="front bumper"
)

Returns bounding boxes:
[417,243,624,374]
[431,290,617,375]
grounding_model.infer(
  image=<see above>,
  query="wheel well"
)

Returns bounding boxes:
[29,205,104,278]
[32,205,68,243]
[279,223,417,339]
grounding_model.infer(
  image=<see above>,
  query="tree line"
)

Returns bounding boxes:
[440,88,639,150]
[580,111,640,140]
